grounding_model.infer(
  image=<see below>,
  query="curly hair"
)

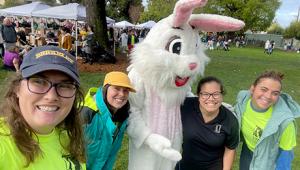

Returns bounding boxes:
[253,70,284,87]
[0,74,86,167]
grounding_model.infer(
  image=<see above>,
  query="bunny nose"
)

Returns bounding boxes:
[189,63,197,70]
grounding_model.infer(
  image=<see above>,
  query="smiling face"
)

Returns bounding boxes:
[17,70,75,134]
[106,85,130,113]
[250,78,281,110]
[198,81,223,116]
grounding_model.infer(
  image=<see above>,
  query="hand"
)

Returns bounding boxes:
[145,134,182,161]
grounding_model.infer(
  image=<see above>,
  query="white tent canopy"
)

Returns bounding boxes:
[32,3,85,20]
[136,20,156,29]
[106,16,115,24]
[114,21,135,28]
[0,1,50,17]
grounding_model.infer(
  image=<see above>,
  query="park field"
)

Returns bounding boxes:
[0,47,299,169]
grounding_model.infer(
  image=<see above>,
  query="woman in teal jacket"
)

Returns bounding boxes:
[234,70,300,170]
[82,71,136,170]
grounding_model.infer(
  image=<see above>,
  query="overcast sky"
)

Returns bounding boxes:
[142,0,300,28]
[275,0,300,28]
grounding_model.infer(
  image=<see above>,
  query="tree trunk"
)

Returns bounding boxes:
[85,0,109,48]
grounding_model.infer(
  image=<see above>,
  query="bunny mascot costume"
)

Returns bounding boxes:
[127,0,245,170]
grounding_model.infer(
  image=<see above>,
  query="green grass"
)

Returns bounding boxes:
[0,47,299,169]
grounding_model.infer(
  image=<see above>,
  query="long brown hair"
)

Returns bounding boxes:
[0,74,86,167]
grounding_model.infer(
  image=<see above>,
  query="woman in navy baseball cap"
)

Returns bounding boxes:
[0,46,86,169]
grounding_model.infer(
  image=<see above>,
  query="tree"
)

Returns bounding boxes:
[85,0,109,48]
[267,22,284,35]
[106,0,143,23]
[139,0,177,22]
[2,0,23,8]
[139,0,280,31]
[284,21,300,40]
[202,0,281,31]
[58,0,83,4]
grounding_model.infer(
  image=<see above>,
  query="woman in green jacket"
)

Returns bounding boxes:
[235,70,300,170]
[82,71,136,170]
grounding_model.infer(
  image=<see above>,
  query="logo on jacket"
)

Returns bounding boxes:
[214,124,222,133]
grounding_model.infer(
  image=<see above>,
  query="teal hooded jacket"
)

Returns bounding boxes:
[82,87,128,170]
[234,90,300,170]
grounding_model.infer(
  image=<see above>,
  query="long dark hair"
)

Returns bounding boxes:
[102,84,130,123]
[0,74,86,167]
[197,76,225,95]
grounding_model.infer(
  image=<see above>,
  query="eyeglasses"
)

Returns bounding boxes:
[199,91,222,100]
[26,77,78,98]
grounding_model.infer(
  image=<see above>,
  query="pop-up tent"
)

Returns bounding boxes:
[136,20,156,29]
[114,21,135,28]
[0,1,50,33]
[0,1,50,17]
[32,3,85,58]
[106,16,115,24]
[32,3,115,57]
[32,3,85,20]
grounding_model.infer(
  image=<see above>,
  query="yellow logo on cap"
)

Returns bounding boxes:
[35,50,74,63]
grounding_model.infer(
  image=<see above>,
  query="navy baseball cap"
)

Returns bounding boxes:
[20,46,80,84]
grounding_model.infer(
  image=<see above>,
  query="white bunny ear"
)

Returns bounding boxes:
[189,14,245,32]
[173,0,208,28]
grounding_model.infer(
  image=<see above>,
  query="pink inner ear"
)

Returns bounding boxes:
[173,0,208,27]
[189,16,245,32]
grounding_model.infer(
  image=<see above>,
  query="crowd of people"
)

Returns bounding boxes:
[205,34,245,51]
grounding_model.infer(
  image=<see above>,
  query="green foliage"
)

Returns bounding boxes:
[106,0,142,22]
[38,0,57,5]
[59,0,83,4]
[139,0,177,22]
[2,0,23,8]
[267,22,284,35]
[138,0,280,31]
[284,21,300,40]
[202,0,281,31]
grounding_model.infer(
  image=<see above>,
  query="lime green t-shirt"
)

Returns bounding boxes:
[241,99,296,151]
[0,121,86,170]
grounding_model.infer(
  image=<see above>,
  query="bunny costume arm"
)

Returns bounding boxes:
[127,68,182,161]
[127,68,151,148]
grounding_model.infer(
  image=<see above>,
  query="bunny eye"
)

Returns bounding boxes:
[166,36,182,55]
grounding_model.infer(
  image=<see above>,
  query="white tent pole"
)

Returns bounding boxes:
[75,20,78,60]
[31,18,34,34]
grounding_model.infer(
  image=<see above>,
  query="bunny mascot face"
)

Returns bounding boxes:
[127,0,245,170]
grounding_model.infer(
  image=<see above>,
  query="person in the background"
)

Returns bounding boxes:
[0,17,4,58]
[3,45,21,72]
[79,25,88,38]
[107,27,114,51]
[127,29,138,54]
[0,46,86,169]
[1,17,17,50]
[235,70,300,170]
[82,71,136,170]
[19,45,32,58]
[58,26,72,52]
[119,30,128,54]
[176,76,239,170]
[264,40,270,54]
[16,27,28,48]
